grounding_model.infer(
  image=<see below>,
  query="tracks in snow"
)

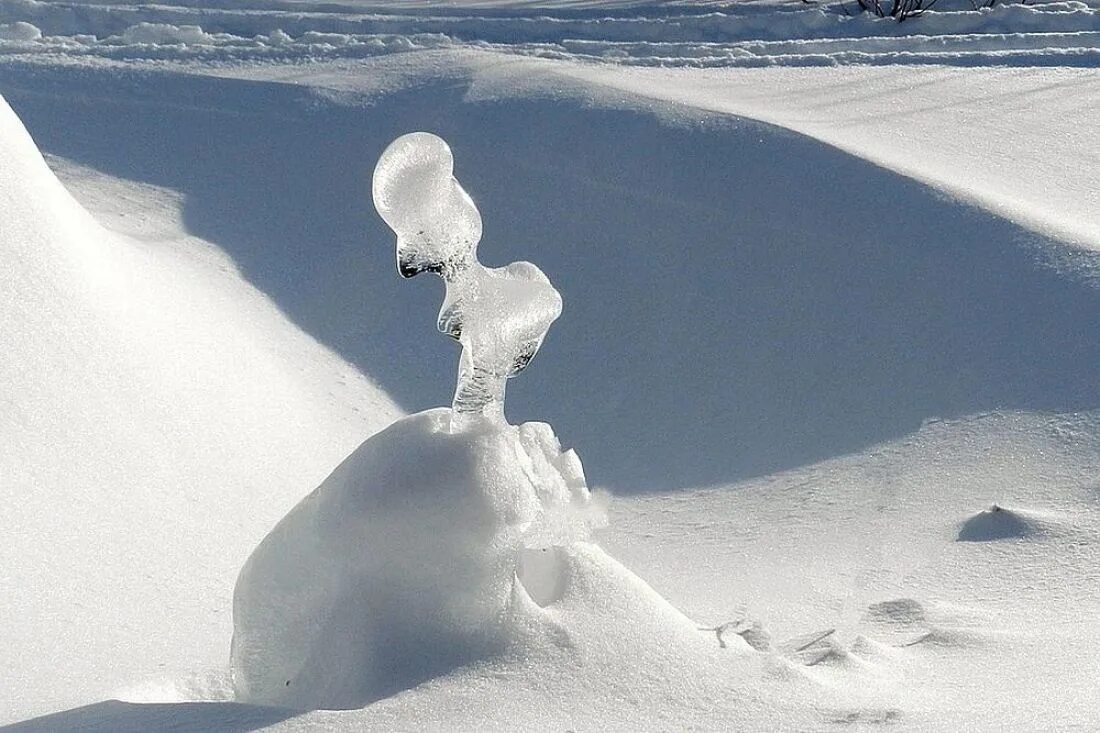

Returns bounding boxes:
[2,0,1100,66]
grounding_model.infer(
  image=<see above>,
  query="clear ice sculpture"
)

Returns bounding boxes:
[373,132,562,428]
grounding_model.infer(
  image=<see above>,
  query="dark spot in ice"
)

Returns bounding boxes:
[398,258,443,279]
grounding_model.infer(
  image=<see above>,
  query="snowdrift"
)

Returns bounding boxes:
[0,94,399,722]
[231,409,603,709]
[4,58,1097,494]
[231,409,850,730]
[3,41,1099,731]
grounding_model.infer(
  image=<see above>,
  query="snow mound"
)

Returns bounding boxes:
[0,93,400,723]
[957,504,1052,541]
[118,23,215,46]
[0,21,40,41]
[230,408,605,709]
[861,598,994,650]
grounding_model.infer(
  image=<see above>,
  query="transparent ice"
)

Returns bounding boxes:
[231,133,605,710]
[373,132,562,428]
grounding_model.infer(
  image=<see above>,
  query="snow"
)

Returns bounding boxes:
[544,62,1100,254]
[0,93,400,723]
[117,22,218,45]
[2,0,1100,730]
[5,0,1100,65]
[0,21,40,41]
[601,410,1100,730]
[231,409,604,709]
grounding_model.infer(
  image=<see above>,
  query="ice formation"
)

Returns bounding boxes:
[372,132,562,427]
[230,134,606,709]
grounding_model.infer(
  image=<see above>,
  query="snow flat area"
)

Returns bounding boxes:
[2,1,1099,731]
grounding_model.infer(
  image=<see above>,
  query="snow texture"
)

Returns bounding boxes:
[4,0,1100,66]
[0,21,40,41]
[230,409,604,708]
[373,132,562,425]
[0,91,400,723]
[3,4,1100,729]
[234,137,587,707]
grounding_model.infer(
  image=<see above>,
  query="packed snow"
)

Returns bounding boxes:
[231,409,607,710]
[1,0,1099,730]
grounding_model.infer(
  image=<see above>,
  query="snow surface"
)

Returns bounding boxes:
[5,0,1100,66]
[231,409,604,709]
[0,92,400,722]
[544,62,1100,254]
[2,1,1099,730]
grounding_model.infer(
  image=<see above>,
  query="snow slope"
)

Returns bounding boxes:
[603,410,1100,731]
[0,92,399,723]
[550,62,1100,254]
[1,7,1099,732]
[5,53,1096,492]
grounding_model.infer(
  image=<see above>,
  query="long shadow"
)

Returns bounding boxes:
[3,64,1098,492]
[0,700,297,733]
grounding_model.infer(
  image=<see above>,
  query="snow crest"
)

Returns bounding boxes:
[3,0,1100,66]
[233,133,598,709]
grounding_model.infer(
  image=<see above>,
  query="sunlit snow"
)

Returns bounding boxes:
[2,1,1099,730]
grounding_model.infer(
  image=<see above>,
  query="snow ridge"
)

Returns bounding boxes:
[3,0,1100,66]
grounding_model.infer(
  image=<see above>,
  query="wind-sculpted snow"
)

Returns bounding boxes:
[0,93,402,723]
[0,21,40,41]
[234,120,612,705]
[373,132,562,426]
[230,410,607,709]
[5,12,1100,729]
[3,0,1100,66]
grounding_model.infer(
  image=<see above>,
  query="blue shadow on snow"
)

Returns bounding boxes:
[2,65,1098,492]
